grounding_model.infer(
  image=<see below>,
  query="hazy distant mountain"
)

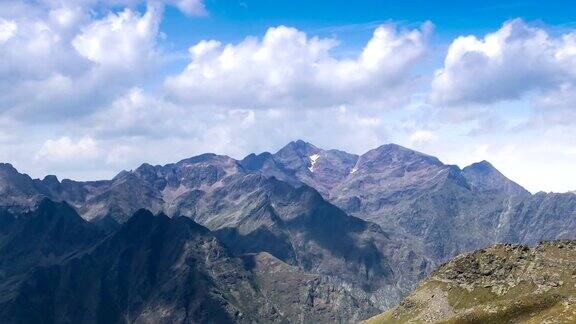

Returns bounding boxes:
[366,240,576,323]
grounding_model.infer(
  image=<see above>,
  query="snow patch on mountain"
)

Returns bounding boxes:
[308,154,320,172]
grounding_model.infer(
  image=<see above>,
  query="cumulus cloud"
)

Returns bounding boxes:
[32,0,206,16]
[409,130,436,146]
[431,19,576,106]
[90,87,192,138]
[0,3,162,121]
[164,0,207,16]
[72,5,161,68]
[36,136,100,162]
[165,23,432,110]
[0,18,16,43]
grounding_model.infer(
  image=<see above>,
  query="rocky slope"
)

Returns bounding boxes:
[366,240,576,323]
[175,172,427,307]
[0,202,379,323]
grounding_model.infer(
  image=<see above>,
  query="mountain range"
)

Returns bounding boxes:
[0,140,575,322]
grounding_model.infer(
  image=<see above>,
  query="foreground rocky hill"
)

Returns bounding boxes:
[366,240,576,323]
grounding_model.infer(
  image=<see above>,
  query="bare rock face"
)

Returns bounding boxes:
[365,240,576,323]
[243,252,379,323]
[254,142,574,269]
[176,172,426,309]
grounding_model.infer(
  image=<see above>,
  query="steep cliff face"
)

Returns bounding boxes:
[366,240,576,324]
[243,252,379,323]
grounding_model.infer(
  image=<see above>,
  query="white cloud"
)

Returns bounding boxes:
[0,18,16,44]
[35,0,206,16]
[0,3,162,121]
[409,130,436,146]
[431,19,576,106]
[37,136,100,162]
[72,4,161,68]
[1,2,575,194]
[90,87,190,138]
[165,0,207,16]
[165,23,432,110]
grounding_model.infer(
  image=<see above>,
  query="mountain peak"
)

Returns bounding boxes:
[276,140,319,155]
[373,143,439,159]
[239,152,274,171]
[178,153,221,164]
[359,143,443,169]
[42,175,59,184]
[0,163,18,174]
[463,160,529,196]
[464,160,496,173]
[273,140,321,174]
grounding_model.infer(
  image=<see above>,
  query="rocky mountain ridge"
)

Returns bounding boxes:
[0,140,575,320]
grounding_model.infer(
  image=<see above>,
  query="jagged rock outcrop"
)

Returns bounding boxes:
[365,240,576,323]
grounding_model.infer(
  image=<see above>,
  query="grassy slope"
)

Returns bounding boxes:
[365,240,576,323]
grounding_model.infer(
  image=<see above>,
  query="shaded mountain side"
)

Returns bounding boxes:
[0,163,47,211]
[365,240,576,324]
[0,204,383,323]
[0,199,102,303]
[0,209,276,323]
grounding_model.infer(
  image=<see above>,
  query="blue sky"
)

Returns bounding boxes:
[158,1,576,67]
[162,1,576,41]
[0,0,575,192]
